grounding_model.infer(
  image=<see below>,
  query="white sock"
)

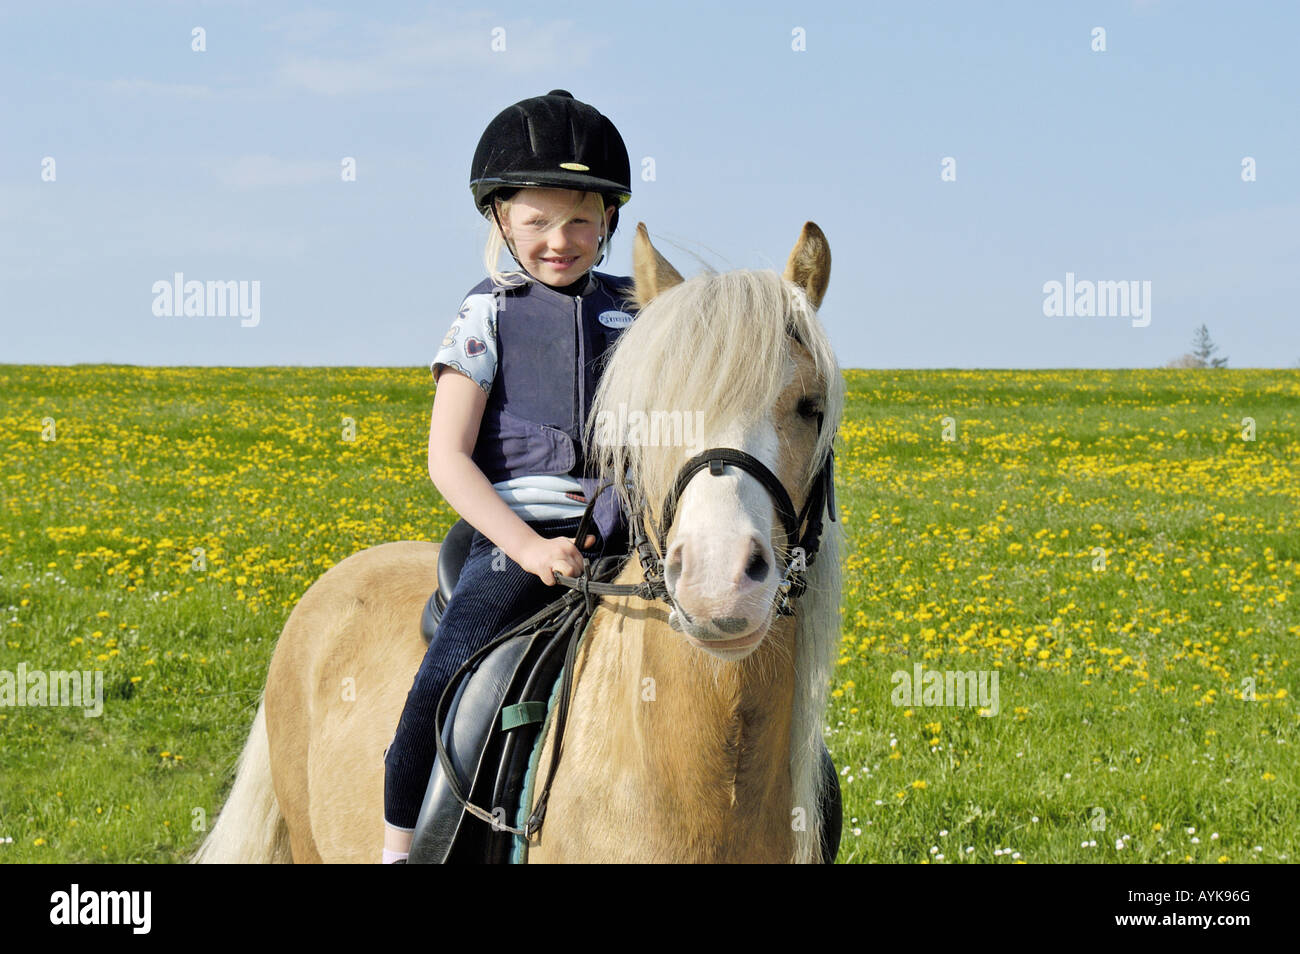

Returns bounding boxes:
[382,820,414,863]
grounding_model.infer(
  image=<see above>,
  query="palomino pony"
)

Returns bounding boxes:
[194,221,845,863]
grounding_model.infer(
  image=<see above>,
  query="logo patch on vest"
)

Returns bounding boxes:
[597,310,635,329]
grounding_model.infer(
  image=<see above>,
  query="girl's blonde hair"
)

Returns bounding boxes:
[482,189,615,288]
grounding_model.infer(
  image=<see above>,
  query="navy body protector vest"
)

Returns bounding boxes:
[465,269,638,545]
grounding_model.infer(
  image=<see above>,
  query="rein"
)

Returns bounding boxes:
[430,419,837,846]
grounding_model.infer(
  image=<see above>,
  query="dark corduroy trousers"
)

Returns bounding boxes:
[383,516,624,829]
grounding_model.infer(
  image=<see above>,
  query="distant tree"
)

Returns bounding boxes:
[1166,354,1204,369]
[1190,324,1228,368]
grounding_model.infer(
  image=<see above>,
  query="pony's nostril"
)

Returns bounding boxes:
[743,539,769,583]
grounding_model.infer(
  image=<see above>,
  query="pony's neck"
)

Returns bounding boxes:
[534,558,798,862]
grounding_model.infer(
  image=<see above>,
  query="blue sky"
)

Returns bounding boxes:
[2,0,1297,369]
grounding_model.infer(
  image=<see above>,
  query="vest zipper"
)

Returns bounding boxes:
[574,293,584,447]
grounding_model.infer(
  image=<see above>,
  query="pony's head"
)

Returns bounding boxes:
[586,222,844,662]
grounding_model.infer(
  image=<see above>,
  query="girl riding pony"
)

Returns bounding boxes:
[382,90,639,863]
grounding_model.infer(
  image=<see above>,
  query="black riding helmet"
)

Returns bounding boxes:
[470,89,631,269]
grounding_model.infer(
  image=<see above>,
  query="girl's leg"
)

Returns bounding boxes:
[380,517,587,858]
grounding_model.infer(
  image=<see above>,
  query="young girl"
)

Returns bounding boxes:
[381,90,638,863]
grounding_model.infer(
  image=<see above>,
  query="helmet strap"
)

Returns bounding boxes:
[594,203,614,267]
[489,200,529,274]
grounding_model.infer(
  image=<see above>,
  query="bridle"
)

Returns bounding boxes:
[561,411,838,618]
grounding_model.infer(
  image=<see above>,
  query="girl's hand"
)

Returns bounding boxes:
[518,534,596,585]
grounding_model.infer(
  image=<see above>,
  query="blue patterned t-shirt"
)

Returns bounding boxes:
[432,291,498,394]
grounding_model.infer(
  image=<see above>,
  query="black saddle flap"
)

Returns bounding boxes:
[408,632,534,863]
[407,555,632,864]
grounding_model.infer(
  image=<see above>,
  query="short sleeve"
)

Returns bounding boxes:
[432,291,497,394]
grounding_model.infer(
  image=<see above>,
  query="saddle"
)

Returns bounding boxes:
[409,519,843,863]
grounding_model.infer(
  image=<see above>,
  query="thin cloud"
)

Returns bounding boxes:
[209,155,340,189]
[274,14,600,95]
[101,78,215,99]
[262,9,347,46]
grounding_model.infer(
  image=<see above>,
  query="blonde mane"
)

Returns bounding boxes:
[584,268,845,862]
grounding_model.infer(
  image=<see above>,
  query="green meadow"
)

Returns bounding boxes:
[1,366,1295,862]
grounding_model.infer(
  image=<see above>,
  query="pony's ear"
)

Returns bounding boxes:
[783,222,831,310]
[631,222,684,308]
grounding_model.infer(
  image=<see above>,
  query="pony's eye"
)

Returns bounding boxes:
[796,396,823,420]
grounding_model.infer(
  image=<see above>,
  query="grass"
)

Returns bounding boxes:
[0,365,1295,862]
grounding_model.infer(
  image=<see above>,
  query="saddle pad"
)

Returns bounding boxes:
[510,665,566,863]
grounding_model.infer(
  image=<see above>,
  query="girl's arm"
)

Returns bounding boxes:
[429,368,586,584]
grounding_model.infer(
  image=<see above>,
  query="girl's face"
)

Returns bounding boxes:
[500,188,614,287]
